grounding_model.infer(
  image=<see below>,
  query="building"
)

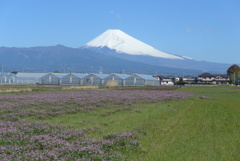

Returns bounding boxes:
[15,73,47,84]
[155,76,174,85]
[197,73,215,84]
[61,73,88,85]
[0,73,17,84]
[39,73,160,86]
[40,73,68,85]
[198,73,230,84]
[212,74,230,85]
[82,73,110,86]
[125,74,160,86]
[103,73,131,86]
[182,76,197,84]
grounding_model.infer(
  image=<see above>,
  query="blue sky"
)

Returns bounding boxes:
[0,0,239,64]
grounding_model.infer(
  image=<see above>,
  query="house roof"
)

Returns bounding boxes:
[214,74,230,78]
[199,73,230,78]
[183,77,196,81]
[198,73,214,77]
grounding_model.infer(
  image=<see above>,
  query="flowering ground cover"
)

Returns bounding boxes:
[0,89,192,160]
[0,89,191,121]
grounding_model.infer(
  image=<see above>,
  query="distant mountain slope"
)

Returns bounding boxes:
[0,45,201,74]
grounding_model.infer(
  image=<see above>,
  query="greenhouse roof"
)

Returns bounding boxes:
[0,73,8,77]
[51,73,68,78]
[71,73,89,79]
[134,74,158,80]
[112,73,131,79]
[16,73,47,77]
[16,73,48,79]
[92,74,110,79]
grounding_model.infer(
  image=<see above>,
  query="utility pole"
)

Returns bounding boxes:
[233,72,236,85]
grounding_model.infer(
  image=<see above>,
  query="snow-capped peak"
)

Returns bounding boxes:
[85,29,184,59]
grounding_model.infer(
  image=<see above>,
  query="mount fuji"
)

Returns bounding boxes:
[84,29,230,74]
[85,29,184,60]
[0,29,230,74]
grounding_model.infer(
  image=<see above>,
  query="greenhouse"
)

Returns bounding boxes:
[61,73,89,85]
[0,73,17,84]
[125,74,160,86]
[0,72,160,86]
[82,74,110,86]
[103,73,131,86]
[39,73,68,85]
[16,73,47,84]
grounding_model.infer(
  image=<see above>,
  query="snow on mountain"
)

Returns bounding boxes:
[85,29,184,60]
[182,56,194,60]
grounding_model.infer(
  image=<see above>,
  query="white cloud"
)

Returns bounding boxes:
[186,28,193,33]
[203,28,214,34]
[109,10,122,20]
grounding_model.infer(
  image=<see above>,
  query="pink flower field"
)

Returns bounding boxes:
[0,89,193,160]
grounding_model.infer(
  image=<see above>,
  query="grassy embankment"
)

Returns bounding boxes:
[40,86,240,161]
[0,84,99,93]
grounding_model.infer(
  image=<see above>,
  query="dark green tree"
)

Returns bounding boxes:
[227,64,239,75]
[227,64,240,84]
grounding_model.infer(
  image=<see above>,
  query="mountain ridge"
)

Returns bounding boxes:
[1,45,203,74]
[0,29,232,74]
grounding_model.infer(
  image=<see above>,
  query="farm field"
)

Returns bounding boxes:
[0,86,240,160]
